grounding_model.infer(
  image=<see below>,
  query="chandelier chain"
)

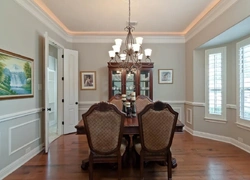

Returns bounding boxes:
[128,0,131,26]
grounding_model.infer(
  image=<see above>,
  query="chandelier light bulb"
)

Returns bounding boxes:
[132,44,140,52]
[144,49,152,57]
[115,39,122,46]
[109,50,115,58]
[112,45,120,53]
[120,54,126,60]
[136,37,143,45]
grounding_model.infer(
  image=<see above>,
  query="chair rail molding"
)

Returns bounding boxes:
[185,101,205,107]
[0,108,42,123]
[79,101,185,122]
[226,104,237,109]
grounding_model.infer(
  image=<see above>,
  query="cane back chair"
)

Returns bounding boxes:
[83,101,127,180]
[134,101,178,180]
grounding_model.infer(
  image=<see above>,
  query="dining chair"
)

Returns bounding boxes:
[83,101,127,180]
[108,94,123,111]
[134,101,178,180]
[135,95,153,114]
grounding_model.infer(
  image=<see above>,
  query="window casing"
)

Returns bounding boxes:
[205,47,226,121]
[236,37,250,126]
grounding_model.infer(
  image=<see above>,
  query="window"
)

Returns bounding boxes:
[236,37,250,126]
[205,47,226,121]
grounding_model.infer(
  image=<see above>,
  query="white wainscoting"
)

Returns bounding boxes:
[0,145,44,179]
[172,107,182,123]
[0,108,43,179]
[9,118,41,155]
[184,126,250,153]
[186,108,192,125]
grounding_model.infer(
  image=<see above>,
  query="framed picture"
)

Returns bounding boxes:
[158,69,173,84]
[80,71,96,90]
[0,49,34,99]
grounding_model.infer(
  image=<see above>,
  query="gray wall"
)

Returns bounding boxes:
[73,43,186,122]
[73,43,185,102]
[0,0,70,177]
[185,0,250,146]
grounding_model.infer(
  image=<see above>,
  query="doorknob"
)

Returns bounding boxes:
[47,108,51,111]
[75,102,78,105]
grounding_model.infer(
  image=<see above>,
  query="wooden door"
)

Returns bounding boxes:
[63,49,79,134]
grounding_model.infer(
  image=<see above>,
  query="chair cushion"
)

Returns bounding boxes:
[89,138,128,157]
[134,138,167,156]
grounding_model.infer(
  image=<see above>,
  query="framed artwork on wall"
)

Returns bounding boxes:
[80,71,96,90]
[0,49,34,99]
[158,69,173,84]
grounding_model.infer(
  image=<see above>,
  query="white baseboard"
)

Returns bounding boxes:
[0,145,44,179]
[184,128,250,154]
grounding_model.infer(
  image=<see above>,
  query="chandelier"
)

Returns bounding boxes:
[108,0,152,73]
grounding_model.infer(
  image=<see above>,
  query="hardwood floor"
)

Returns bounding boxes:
[4,131,250,180]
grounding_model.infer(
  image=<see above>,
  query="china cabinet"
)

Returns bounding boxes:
[108,62,154,100]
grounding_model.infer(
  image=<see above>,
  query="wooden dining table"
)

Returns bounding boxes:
[75,117,184,135]
[75,116,184,169]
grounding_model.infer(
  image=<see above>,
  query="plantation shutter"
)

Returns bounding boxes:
[208,53,222,115]
[239,44,250,120]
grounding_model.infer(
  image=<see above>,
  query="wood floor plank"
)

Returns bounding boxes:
[4,132,250,180]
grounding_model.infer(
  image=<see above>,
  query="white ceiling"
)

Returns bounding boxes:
[18,0,250,45]
[33,0,221,36]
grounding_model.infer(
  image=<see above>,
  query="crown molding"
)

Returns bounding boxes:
[14,0,72,42]
[185,0,238,42]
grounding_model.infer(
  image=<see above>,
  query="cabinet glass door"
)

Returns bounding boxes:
[111,70,122,96]
[126,72,136,97]
[140,70,150,97]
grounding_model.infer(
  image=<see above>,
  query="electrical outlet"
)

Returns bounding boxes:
[25,147,31,154]
[238,137,243,143]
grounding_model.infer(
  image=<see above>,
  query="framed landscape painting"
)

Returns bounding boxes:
[158,69,173,84]
[0,49,34,99]
[80,71,96,90]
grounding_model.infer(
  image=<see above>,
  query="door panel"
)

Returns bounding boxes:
[63,49,79,134]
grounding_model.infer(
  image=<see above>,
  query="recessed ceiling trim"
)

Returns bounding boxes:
[15,0,238,44]
[72,35,185,43]
[185,0,238,41]
[183,0,221,34]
